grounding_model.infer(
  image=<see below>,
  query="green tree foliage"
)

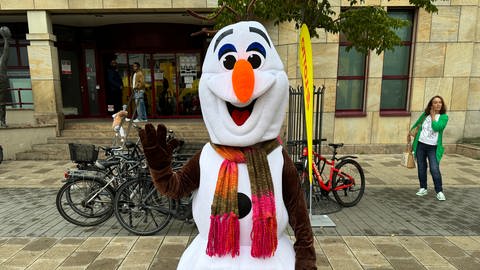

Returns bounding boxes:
[205,0,439,54]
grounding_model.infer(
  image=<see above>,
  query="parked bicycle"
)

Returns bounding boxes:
[56,125,189,230]
[112,127,192,235]
[113,175,193,236]
[56,141,147,226]
[296,140,365,207]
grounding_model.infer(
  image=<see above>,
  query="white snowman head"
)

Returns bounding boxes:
[199,21,289,147]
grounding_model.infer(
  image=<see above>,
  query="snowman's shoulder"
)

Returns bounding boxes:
[199,143,219,160]
[198,143,224,168]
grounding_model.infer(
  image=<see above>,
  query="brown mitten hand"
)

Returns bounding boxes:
[139,124,180,170]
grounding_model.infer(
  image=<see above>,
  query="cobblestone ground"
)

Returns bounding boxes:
[1,186,480,238]
[1,154,480,269]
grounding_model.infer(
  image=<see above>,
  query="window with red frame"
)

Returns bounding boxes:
[336,31,368,115]
[1,39,32,109]
[380,9,414,114]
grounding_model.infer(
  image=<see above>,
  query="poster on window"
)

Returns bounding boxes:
[128,54,145,67]
[61,60,72,75]
[179,56,197,76]
[154,71,164,80]
[115,53,127,64]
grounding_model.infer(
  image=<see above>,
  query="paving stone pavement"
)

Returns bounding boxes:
[1,154,480,269]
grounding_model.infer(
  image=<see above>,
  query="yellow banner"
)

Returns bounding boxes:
[299,24,314,184]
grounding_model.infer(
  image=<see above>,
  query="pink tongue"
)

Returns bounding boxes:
[231,110,250,126]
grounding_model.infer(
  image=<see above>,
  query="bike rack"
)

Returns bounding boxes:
[287,85,337,227]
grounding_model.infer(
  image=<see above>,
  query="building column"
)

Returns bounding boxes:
[26,10,63,134]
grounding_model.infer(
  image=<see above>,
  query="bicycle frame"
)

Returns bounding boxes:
[124,178,192,221]
[301,147,356,192]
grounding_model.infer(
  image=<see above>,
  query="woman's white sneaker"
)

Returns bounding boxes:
[416,188,428,196]
[436,192,446,201]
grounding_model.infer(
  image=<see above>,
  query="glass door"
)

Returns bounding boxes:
[84,48,100,115]
[153,54,177,115]
[104,51,201,118]
[177,53,201,115]
[59,49,82,116]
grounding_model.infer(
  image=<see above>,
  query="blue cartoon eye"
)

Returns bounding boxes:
[218,44,237,70]
[246,42,266,69]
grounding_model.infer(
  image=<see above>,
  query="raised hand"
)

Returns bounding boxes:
[139,124,180,170]
[430,107,436,119]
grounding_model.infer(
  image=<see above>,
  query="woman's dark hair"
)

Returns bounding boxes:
[133,62,141,68]
[424,95,447,115]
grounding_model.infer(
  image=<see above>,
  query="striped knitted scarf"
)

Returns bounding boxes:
[207,139,280,258]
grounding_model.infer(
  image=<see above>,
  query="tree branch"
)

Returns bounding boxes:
[246,0,258,19]
[186,2,241,21]
[186,9,215,21]
[190,27,218,37]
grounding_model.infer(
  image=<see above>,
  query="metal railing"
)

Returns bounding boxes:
[286,85,325,163]
[6,88,33,109]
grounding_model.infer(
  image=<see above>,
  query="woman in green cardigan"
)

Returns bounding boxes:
[408,95,449,201]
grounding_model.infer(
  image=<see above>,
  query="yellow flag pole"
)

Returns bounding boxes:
[299,24,314,217]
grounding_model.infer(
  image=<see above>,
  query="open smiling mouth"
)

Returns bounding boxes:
[227,99,256,126]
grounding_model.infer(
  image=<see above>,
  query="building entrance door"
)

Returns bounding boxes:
[59,49,82,116]
[81,47,104,116]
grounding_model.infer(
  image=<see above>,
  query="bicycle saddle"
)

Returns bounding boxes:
[95,159,120,170]
[328,143,344,149]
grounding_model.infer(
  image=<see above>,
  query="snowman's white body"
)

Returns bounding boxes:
[177,143,295,270]
[172,20,301,269]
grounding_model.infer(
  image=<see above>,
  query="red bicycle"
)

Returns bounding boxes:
[297,141,365,207]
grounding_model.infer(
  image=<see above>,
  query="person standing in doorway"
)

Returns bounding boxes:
[408,95,449,201]
[106,59,123,114]
[132,62,147,122]
[157,77,169,115]
[0,26,12,128]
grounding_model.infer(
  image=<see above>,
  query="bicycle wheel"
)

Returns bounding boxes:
[114,178,172,235]
[332,159,365,207]
[56,178,115,226]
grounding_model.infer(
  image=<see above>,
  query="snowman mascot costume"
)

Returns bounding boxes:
[140,21,316,270]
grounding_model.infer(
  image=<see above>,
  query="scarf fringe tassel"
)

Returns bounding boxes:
[251,216,278,258]
[206,212,240,257]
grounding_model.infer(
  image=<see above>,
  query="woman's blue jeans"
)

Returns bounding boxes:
[416,142,443,193]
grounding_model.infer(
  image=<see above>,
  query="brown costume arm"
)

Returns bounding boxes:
[148,151,201,199]
[282,149,317,270]
[139,124,200,199]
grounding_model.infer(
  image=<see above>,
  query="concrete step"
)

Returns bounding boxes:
[15,118,210,160]
[60,125,209,143]
[63,118,207,130]
[47,137,116,145]
[31,143,69,152]
[60,129,210,141]
[47,136,208,146]
[61,130,117,138]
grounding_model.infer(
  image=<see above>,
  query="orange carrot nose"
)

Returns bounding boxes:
[232,59,254,103]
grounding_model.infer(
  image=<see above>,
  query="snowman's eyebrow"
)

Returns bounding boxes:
[249,27,271,48]
[214,29,233,52]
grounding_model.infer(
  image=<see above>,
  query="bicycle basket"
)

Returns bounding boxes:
[68,143,98,163]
